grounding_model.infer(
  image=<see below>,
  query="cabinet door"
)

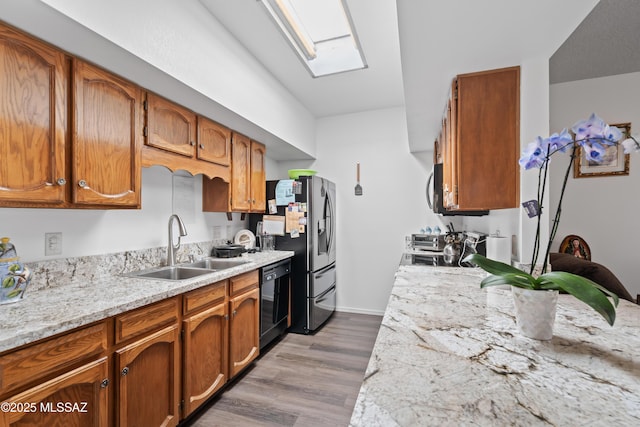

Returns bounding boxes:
[146,93,196,158]
[1,357,109,427]
[115,325,180,427]
[230,133,251,211]
[72,60,141,207]
[182,302,229,416]
[229,287,259,378]
[250,141,266,212]
[0,24,68,204]
[456,66,519,210]
[197,116,231,166]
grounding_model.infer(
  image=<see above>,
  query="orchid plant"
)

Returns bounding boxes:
[464,114,640,326]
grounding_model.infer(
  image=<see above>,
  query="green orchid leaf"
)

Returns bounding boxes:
[481,273,533,289]
[6,289,21,298]
[463,254,525,275]
[538,272,617,326]
[464,254,536,285]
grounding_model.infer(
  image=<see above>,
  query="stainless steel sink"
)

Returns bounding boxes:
[127,266,213,281]
[180,257,249,270]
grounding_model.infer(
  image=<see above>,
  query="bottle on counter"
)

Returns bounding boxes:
[0,237,31,304]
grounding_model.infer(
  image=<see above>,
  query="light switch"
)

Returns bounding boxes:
[45,232,62,256]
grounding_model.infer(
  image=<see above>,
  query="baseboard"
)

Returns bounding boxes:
[336,306,385,316]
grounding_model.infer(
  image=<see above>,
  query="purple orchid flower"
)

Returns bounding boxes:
[519,137,547,169]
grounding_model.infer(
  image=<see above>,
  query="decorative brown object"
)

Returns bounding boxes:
[559,235,591,261]
[574,123,631,178]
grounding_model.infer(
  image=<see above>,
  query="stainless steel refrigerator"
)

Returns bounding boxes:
[250,175,336,334]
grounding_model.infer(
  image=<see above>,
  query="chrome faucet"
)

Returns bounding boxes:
[167,214,187,266]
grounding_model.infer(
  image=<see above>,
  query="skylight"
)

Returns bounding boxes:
[259,0,368,78]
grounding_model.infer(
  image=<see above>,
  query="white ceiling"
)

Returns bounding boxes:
[201,0,603,152]
[199,0,405,118]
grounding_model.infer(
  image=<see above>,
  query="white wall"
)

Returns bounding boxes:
[550,72,640,299]
[274,107,444,314]
[0,167,247,262]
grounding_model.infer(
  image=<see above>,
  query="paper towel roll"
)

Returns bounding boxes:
[487,236,511,264]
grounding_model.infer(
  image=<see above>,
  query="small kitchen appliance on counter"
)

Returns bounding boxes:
[402,231,487,268]
[210,244,246,258]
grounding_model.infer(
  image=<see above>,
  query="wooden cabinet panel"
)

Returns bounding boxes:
[230,132,252,211]
[203,135,266,213]
[1,357,109,427]
[229,287,259,378]
[114,298,179,344]
[0,24,68,204]
[440,66,520,211]
[72,59,141,207]
[182,302,228,416]
[183,280,227,315]
[230,270,259,297]
[250,141,266,212]
[0,322,108,396]
[115,325,180,427]
[146,93,196,158]
[197,116,231,166]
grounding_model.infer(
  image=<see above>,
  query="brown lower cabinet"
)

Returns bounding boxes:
[0,268,263,427]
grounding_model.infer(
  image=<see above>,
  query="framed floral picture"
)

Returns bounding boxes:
[574,122,631,178]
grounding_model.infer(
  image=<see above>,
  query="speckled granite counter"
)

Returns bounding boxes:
[350,265,640,426]
[0,249,293,353]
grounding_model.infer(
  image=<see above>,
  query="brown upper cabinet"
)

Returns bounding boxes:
[202,133,265,213]
[0,24,68,205]
[142,93,231,180]
[72,59,142,207]
[439,66,520,211]
[145,92,197,158]
[197,116,231,167]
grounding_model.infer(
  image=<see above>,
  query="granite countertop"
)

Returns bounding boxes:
[0,250,293,353]
[350,265,640,426]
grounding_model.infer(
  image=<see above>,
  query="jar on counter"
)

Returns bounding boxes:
[0,237,31,304]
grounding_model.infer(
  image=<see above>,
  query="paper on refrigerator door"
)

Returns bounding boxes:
[262,215,285,235]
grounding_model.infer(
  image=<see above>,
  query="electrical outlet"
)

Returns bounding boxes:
[45,232,62,256]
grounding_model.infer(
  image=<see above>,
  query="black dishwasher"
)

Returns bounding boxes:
[260,259,291,349]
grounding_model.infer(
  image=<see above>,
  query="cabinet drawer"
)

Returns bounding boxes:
[183,280,227,315]
[0,322,108,395]
[230,270,258,296]
[115,297,179,344]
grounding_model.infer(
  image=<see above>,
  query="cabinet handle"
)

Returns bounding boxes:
[224,314,229,320]
[100,379,109,388]
[199,144,204,149]
[232,310,237,317]
[190,141,196,146]
[78,180,88,188]
[56,178,66,186]
[121,367,129,376]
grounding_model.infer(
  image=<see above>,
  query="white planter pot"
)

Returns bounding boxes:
[511,287,558,340]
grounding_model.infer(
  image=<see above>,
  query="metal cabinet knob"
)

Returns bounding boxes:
[121,367,129,376]
[100,379,109,388]
[78,180,88,188]
[190,141,196,146]
[56,178,66,186]
[232,310,237,317]
[199,144,204,149]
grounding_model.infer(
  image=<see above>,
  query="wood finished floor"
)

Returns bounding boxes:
[187,311,382,427]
